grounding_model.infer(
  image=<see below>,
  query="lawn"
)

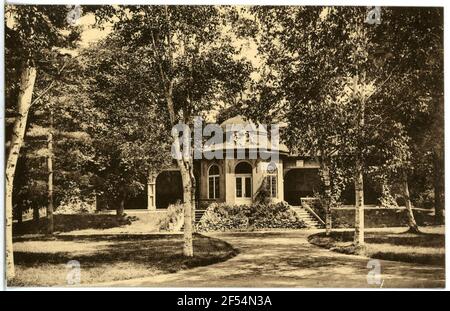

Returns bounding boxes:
[13,212,168,235]
[10,233,238,287]
[308,227,445,266]
[13,214,135,235]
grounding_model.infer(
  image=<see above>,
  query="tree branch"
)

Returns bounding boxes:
[30,60,70,108]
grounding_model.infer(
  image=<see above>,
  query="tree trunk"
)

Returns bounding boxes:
[117,193,125,217]
[173,128,194,257]
[169,118,194,255]
[321,160,332,236]
[179,161,194,256]
[163,80,194,257]
[190,165,197,234]
[47,111,54,234]
[156,8,194,256]
[33,205,40,223]
[325,205,332,235]
[94,191,98,211]
[433,151,445,225]
[353,74,365,252]
[402,170,420,233]
[354,159,365,250]
[5,65,37,281]
[17,205,23,224]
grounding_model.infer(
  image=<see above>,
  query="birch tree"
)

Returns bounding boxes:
[252,7,369,238]
[97,6,251,256]
[251,6,442,246]
[5,5,85,280]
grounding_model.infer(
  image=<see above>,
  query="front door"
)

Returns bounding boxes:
[235,174,252,204]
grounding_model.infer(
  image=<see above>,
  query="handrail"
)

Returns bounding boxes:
[301,199,326,225]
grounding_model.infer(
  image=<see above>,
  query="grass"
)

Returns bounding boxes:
[308,227,445,266]
[10,233,238,287]
[13,214,136,235]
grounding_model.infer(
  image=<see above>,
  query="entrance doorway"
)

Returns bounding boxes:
[284,168,320,205]
[235,162,253,204]
[156,171,183,208]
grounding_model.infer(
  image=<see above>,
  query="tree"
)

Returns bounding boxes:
[9,51,98,234]
[251,7,369,239]
[251,6,443,245]
[97,6,251,255]
[359,7,443,232]
[80,36,172,217]
[5,5,85,280]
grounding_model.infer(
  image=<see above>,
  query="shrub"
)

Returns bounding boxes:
[251,202,305,229]
[196,203,249,232]
[55,197,96,215]
[253,178,272,204]
[196,202,306,232]
[158,202,184,231]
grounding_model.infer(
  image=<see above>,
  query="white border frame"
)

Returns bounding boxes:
[1,0,448,292]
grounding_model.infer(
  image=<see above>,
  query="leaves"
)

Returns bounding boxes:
[245,6,442,205]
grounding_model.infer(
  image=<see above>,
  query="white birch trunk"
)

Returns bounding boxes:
[5,65,37,281]
[47,111,54,234]
[354,160,365,248]
[353,74,365,251]
[321,160,332,236]
[164,91,194,257]
[173,133,194,257]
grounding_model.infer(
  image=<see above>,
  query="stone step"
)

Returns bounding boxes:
[292,206,324,229]
[195,210,207,222]
[181,209,207,230]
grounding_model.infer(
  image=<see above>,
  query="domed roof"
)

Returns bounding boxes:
[220,115,266,134]
[220,115,252,128]
[202,115,289,154]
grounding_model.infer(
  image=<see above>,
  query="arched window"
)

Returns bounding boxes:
[235,162,252,174]
[235,162,252,199]
[208,165,220,199]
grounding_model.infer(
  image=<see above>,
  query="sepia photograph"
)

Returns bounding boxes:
[2,1,446,290]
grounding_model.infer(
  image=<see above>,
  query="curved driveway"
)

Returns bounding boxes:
[97,230,445,288]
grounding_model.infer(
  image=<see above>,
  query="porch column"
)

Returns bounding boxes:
[147,172,157,210]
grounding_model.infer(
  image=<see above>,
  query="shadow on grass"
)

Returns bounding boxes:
[308,230,445,266]
[14,233,238,272]
[13,214,137,235]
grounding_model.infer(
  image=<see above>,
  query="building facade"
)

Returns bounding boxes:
[145,116,322,210]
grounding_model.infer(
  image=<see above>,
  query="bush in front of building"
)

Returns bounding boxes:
[196,202,306,232]
[196,203,250,232]
[158,202,184,231]
[250,202,305,229]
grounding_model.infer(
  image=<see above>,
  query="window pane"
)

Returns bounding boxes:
[209,165,219,176]
[245,177,252,197]
[235,162,252,174]
[214,176,220,198]
[209,177,214,199]
[264,176,270,193]
[271,175,277,197]
[236,177,242,197]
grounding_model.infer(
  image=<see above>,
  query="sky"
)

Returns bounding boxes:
[77,13,112,48]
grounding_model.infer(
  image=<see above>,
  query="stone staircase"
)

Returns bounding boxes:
[180,209,207,231]
[194,209,207,223]
[291,206,324,229]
